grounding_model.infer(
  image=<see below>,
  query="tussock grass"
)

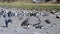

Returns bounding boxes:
[0,1,60,11]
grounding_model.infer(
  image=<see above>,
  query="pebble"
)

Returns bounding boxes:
[13,29,20,32]
[0,7,59,34]
[0,29,4,31]
[33,32,40,34]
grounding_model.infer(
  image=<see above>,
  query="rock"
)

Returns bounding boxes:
[56,15,60,19]
[19,17,23,20]
[21,18,30,26]
[55,12,60,15]
[51,23,56,27]
[43,12,49,16]
[28,13,36,17]
[50,10,56,14]
[21,18,30,29]
[45,19,51,24]
[34,25,44,29]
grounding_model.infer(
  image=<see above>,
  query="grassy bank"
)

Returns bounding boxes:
[0,2,60,11]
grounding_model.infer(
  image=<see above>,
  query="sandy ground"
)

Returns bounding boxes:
[0,7,60,34]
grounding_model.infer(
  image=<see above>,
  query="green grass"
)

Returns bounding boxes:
[0,1,60,11]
